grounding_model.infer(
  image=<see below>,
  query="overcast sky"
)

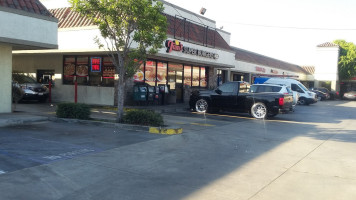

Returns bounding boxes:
[41,0,356,66]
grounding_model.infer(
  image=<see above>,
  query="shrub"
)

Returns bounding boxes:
[123,109,164,126]
[56,103,91,120]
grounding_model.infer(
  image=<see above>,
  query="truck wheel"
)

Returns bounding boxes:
[298,97,309,105]
[195,99,209,113]
[251,102,267,119]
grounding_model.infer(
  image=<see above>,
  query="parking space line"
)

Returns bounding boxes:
[190,123,215,127]
[0,170,5,175]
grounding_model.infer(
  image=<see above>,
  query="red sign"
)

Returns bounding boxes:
[255,66,266,73]
[91,57,102,72]
[165,40,183,53]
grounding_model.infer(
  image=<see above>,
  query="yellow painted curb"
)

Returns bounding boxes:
[149,127,183,135]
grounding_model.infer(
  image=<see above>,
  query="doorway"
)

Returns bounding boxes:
[168,63,183,103]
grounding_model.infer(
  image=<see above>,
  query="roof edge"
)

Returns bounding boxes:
[0,6,58,22]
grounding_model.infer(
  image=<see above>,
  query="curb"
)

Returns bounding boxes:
[149,127,183,135]
[49,117,183,134]
[0,116,49,127]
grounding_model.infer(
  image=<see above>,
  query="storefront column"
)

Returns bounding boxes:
[0,44,12,113]
[226,70,231,82]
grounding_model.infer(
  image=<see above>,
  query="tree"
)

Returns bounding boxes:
[333,40,356,80]
[70,0,167,122]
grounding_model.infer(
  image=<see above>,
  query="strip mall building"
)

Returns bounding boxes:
[10,0,344,107]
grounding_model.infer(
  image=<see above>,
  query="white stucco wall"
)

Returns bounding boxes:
[0,10,57,49]
[314,47,339,81]
[58,27,103,51]
[231,60,301,79]
[0,45,12,113]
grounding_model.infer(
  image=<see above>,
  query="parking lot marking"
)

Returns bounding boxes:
[0,170,5,175]
[192,112,253,120]
[190,123,215,127]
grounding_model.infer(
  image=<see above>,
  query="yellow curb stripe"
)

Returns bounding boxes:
[149,127,183,135]
[190,123,215,127]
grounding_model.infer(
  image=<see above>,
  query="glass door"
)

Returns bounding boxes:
[168,63,184,102]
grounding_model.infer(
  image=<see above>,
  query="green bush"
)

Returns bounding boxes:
[123,109,164,126]
[56,103,91,120]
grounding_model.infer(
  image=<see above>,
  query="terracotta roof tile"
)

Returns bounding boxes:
[0,0,53,17]
[317,42,339,47]
[232,47,308,73]
[49,8,232,51]
[301,66,315,74]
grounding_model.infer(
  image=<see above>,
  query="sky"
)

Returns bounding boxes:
[41,0,356,66]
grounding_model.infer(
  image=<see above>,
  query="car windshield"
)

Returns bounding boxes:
[13,74,37,84]
[298,83,309,92]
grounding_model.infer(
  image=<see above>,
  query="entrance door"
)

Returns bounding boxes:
[168,63,184,103]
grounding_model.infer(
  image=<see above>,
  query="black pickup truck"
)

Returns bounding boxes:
[189,81,293,119]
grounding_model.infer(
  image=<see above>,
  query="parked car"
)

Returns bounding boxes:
[310,89,329,101]
[343,90,356,100]
[254,77,317,105]
[250,84,299,111]
[189,81,293,119]
[12,73,49,102]
[312,87,338,100]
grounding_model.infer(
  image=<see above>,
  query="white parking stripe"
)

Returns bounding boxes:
[0,170,5,175]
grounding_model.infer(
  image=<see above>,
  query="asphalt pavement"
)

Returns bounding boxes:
[1,100,356,200]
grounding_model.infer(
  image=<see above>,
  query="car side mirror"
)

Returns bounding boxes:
[215,89,222,94]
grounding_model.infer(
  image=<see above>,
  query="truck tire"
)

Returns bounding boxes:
[298,97,309,105]
[195,98,209,113]
[251,102,268,119]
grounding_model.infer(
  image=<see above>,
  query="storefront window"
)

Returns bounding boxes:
[76,56,89,85]
[192,66,200,87]
[63,55,115,87]
[101,57,115,87]
[63,57,75,84]
[184,65,192,86]
[145,60,156,86]
[157,62,167,85]
[200,67,207,87]
[134,63,145,83]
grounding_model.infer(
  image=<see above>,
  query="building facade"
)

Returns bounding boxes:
[0,0,57,113]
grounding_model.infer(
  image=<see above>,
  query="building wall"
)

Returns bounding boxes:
[0,10,57,49]
[314,47,339,81]
[0,45,12,113]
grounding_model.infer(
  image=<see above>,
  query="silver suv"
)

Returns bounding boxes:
[250,84,299,110]
[12,73,49,102]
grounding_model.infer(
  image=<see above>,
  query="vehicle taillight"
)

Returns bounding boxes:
[279,97,284,106]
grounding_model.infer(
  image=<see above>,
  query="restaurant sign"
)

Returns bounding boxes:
[165,40,219,60]
[91,57,102,72]
[255,66,266,73]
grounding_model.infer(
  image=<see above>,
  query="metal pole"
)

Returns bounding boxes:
[74,77,77,103]
[48,80,52,103]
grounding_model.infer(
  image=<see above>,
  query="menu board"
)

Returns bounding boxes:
[76,65,88,76]
[103,66,115,77]
[64,63,75,76]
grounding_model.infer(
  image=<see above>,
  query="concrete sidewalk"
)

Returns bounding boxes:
[0,102,190,129]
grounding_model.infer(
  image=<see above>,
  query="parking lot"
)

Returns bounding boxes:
[1,100,356,199]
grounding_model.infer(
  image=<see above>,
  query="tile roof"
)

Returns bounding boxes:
[49,7,95,28]
[301,66,315,74]
[0,0,53,17]
[317,42,339,47]
[49,7,232,51]
[165,14,232,51]
[232,47,308,74]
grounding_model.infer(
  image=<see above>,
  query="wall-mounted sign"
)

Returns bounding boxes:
[165,40,219,60]
[165,40,183,53]
[91,57,102,72]
[255,66,266,73]
[271,69,278,74]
